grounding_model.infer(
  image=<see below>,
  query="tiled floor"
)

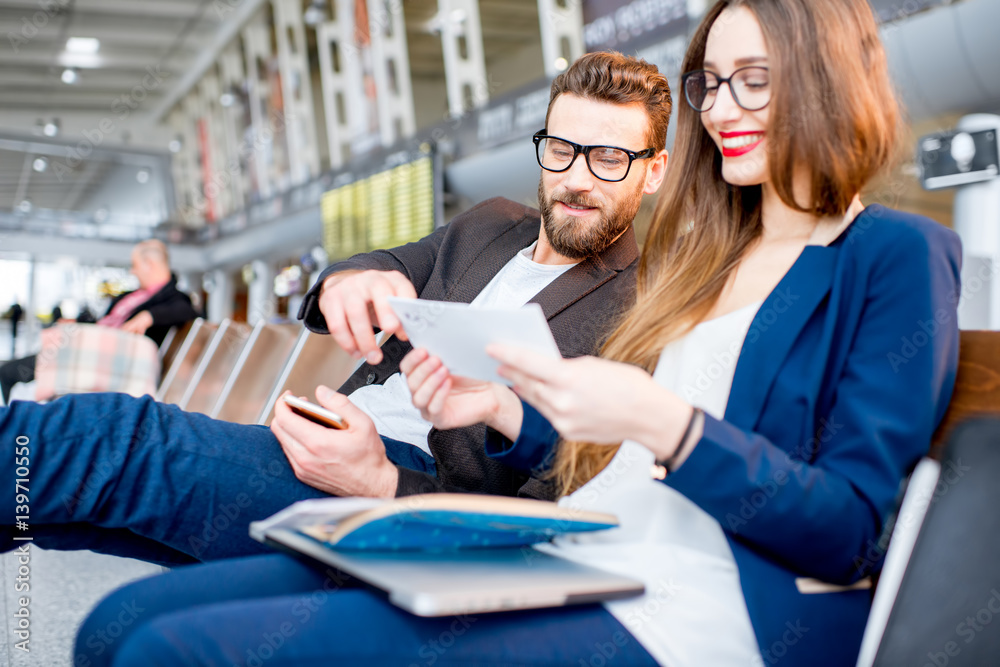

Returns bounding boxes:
[0,548,165,666]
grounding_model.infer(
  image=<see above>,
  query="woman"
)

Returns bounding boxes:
[402,2,960,665]
[77,1,960,664]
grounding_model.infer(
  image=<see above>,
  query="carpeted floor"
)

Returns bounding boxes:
[0,548,165,666]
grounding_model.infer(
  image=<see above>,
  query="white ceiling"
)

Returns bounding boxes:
[0,0,545,222]
[0,0,216,115]
[0,0,230,220]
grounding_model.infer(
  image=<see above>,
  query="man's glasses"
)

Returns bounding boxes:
[681,66,771,112]
[533,130,656,183]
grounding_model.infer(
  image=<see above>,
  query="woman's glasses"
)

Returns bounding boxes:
[681,66,771,112]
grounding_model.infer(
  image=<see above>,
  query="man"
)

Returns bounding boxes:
[0,240,199,403]
[0,52,671,564]
[4,300,22,358]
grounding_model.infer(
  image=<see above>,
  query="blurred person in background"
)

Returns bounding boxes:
[3,300,22,358]
[0,240,199,403]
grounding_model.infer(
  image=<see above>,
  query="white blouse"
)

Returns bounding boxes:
[538,300,765,666]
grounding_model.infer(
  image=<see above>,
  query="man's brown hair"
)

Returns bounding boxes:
[545,51,672,151]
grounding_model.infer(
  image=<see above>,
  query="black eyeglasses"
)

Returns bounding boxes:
[532,130,656,182]
[681,66,771,112]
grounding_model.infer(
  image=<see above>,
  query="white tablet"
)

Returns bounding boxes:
[386,297,561,385]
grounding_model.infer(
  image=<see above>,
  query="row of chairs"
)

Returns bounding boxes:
[155,318,361,425]
[153,321,994,433]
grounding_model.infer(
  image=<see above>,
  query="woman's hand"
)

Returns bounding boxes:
[401,348,523,440]
[488,344,694,459]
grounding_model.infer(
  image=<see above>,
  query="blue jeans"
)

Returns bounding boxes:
[0,393,435,565]
[75,553,658,666]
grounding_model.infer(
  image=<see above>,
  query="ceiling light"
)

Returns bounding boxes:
[66,37,100,54]
[554,57,569,72]
[168,138,182,153]
[32,157,47,173]
[303,1,326,26]
[61,68,78,84]
[42,120,59,137]
[219,92,235,108]
[18,200,32,214]
[136,168,151,184]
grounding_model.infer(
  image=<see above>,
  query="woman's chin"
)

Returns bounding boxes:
[720,163,767,188]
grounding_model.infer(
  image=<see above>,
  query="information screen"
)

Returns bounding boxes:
[919,129,999,191]
[321,151,437,259]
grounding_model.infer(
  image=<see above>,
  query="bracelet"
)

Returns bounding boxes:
[654,407,703,474]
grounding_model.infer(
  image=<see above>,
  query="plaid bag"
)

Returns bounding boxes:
[34,323,159,401]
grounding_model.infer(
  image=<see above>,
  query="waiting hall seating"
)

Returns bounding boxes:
[210,321,301,424]
[181,319,253,414]
[156,318,218,405]
[158,320,193,384]
[856,331,1000,666]
[929,330,1000,457]
[857,418,1000,666]
[258,329,362,425]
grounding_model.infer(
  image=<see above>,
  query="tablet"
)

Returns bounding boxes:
[386,297,561,385]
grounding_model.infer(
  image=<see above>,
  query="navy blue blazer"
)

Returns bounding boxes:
[486,205,962,666]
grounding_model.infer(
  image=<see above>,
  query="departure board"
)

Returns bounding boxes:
[321,151,437,260]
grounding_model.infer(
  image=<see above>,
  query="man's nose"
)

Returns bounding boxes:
[561,153,597,192]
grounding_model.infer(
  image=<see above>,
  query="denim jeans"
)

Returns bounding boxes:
[75,553,658,667]
[0,393,435,565]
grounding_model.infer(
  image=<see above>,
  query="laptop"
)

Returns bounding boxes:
[259,526,645,617]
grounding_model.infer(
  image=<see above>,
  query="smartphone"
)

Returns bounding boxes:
[282,395,348,430]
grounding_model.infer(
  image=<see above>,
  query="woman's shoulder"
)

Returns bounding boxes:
[840,204,962,262]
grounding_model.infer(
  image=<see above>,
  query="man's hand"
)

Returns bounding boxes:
[120,311,154,335]
[271,386,399,498]
[318,270,417,365]
[401,348,523,441]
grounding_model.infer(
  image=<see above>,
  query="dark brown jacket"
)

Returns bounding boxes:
[103,274,200,346]
[298,197,638,499]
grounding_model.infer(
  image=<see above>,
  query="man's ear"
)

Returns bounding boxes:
[642,149,669,195]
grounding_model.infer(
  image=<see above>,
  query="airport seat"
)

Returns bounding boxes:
[852,330,1000,664]
[155,318,218,405]
[181,319,253,414]
[210,321,301,424]
[258,329,364,425]
[929,330,1000,458]
[158,320,193,384]
[856,418,1000,666]
[33,323,160,401]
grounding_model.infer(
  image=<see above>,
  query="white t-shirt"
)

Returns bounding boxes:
[347,242,577,453]
[538,300,765,666]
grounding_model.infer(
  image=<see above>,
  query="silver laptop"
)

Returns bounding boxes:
[261,527,645,617]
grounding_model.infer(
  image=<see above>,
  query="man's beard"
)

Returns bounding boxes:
[537,179,643,260]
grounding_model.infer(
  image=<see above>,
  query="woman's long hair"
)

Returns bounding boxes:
[551,0,901,495]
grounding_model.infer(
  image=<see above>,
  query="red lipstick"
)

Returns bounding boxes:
[719,131,765,158]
